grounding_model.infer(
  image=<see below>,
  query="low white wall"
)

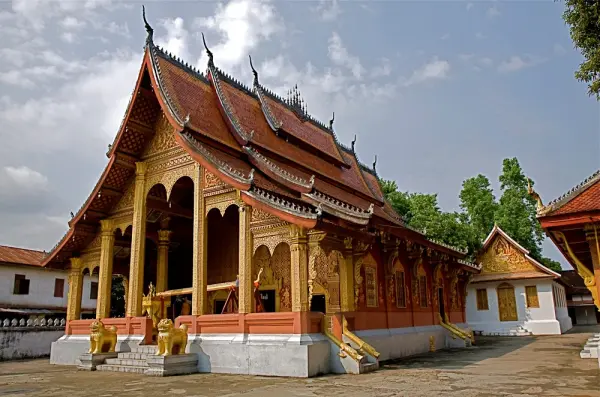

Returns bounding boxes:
[0,327,64,360]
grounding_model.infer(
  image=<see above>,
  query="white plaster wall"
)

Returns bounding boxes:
[552,282,573,333]
[466,279,563,335]
[0,328,64,360]
[0,265,97,311]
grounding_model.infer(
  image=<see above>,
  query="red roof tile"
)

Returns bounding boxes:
[0,246,44,266]
[552,177,600,215]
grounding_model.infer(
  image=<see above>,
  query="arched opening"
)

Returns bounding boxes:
[111,225,132,318]
[252,243,292,313]
[164,177,194,318]
[207,205,239,285]
[143,177,195,319]
[497,282,518,322]
[80,267,95,319]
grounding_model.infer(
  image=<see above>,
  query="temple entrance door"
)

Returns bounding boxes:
[214,300,226,314]
[438,288,445,320]
[310,295,326,314]
[497,284,518,322]
[260,290,276,312]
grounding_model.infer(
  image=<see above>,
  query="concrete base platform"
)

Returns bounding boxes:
[353,324,472,361]
[78,352,118,371]
[188,333,330,377]
[146,354,199,377]
[50,335,145,366]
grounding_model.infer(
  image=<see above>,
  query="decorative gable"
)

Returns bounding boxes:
[478,235,538,274]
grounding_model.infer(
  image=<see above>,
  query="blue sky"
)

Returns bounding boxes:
[0,0,597,267]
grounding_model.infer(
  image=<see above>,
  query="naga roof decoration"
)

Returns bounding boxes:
[40,7,474,267]
[537,169,600,217]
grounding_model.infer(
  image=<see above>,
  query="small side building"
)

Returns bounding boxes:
[466,226,572,335]
[0,245,98,322]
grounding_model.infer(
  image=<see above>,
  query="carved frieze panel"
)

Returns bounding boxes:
[111,179,136,214]
[251,207,275,222]
[480,235,537,274]
[252,225,290,255]
[205,191,239,216]
[204,169,224,189]
[141,116,178,159]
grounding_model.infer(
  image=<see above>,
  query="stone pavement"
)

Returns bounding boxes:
[1,327,600,397]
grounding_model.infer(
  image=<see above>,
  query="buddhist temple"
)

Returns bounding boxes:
[535,171,600,361]
[46,8,481,377]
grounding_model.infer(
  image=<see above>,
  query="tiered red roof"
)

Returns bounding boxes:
[41,15,476,269]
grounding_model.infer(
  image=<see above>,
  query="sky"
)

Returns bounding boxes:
[0,0,598,268]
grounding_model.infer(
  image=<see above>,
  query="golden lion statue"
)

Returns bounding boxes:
[89,320,117,354]
[156,319,188,356]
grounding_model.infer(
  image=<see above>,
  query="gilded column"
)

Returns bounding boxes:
[290,225,309,312]
[67,257,84,321]
[238,204,253,313]
[192,163,207,315]
[340,237,355,313]
[156,228,171,293]
[126,162,148,317]
[96,219,115,319]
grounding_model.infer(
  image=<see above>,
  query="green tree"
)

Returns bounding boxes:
[539,257,563,273]
[494,158,545,259]
[459,174,498,245]
[562,0,600,98]
[380,179,412,220]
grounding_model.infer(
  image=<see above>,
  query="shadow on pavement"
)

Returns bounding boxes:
[380,335,536,371]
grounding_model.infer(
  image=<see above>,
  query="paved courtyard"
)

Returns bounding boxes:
[1,327,600,397]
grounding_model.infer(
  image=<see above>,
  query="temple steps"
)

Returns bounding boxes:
[95,346,156,373]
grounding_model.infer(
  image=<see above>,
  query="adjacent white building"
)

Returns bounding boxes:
[466,226,572,336]
[0,245,97,319]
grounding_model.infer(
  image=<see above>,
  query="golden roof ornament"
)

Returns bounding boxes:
[527,178,544,213]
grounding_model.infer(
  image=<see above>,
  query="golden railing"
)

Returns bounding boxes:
[342,316,380,359]
[322,315,364,362]
[438,313,474,343]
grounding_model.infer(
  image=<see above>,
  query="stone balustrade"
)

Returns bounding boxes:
[0,317,66,328]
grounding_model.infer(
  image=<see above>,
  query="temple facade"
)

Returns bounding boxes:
[535,171,600,360]
[46,10,480,377]
[466,226,571,336]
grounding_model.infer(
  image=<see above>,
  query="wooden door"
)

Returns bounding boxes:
[497,284,518,321]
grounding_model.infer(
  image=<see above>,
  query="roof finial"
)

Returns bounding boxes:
[329,112,335,130]
[249,55,258,84]
[372,155,377,172]
[351,135,356,153]
[201,32,214,66]
[142,5,154,44]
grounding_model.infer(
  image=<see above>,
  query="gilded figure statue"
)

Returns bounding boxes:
[89,320,118,354]
[156,319,188,356]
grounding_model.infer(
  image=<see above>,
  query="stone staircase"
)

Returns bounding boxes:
[580,334,600,359]
[96,345,156,374]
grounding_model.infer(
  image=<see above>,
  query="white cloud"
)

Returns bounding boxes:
[61,32,76,43]
[4,166,48,188]
[372,58,392,77]
[194,0,282,71]
[404,58,450,86]
[328,32,365,79]
[487,5,501,18]
[497,55,542,73]
[313,0,342,21]
[156,17,189,60]
[60,16,86,30]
